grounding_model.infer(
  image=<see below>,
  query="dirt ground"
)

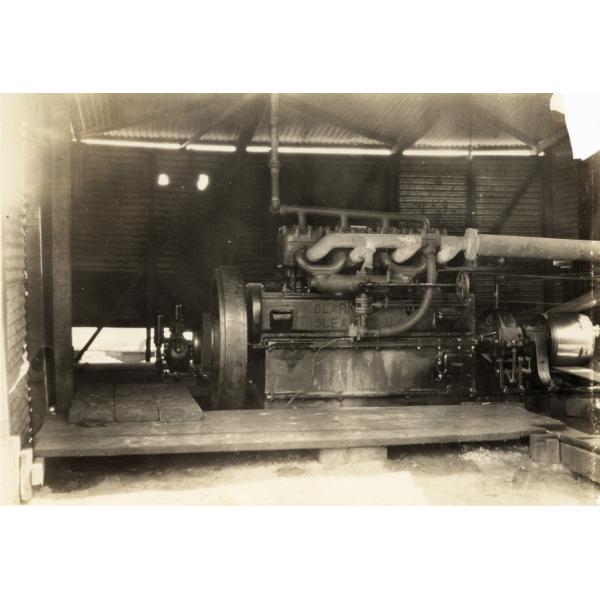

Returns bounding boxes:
[30,441,600,506]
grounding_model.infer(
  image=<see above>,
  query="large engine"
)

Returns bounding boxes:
[177,205,600,410]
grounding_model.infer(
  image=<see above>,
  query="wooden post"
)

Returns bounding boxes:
[387,153,400,213]
[489,158,542,233]
[145,152,158,362]
[466,156,476,228]
[47,94,74,414]
[574,160,592,299]
[541,153,555,308]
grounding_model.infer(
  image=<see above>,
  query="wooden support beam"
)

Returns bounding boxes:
[352,163,382,209]
[387,154,400,212]
[145,153,158,361]
[466,157,477,228]
[47,95,74,414]
[74,327,104,364]
[228,97,268,264]
[74,271,145,363]
[180,94,259,149]
[389,105,437,155]
[541,153,555,306]
[574,159,592,297]
[234,95,267,150]
[489,159,542,233]
[77,94,222,137]
[463,99,539,149]
[541,154,554,237]
[534,128,569,154]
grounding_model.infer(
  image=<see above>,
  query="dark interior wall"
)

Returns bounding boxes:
[397,156,546,320]
[72,146,390,327]
[1,95,71,438]
[72,145,579,328]
[547,141,591,306]
[550,140,581,239]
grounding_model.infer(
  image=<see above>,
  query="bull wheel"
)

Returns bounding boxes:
[206,267,248,410]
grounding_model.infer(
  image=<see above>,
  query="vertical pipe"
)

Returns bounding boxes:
[269,93,281,214]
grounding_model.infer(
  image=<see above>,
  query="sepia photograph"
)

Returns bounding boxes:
[1,3,599,598]
[2,92,600,506]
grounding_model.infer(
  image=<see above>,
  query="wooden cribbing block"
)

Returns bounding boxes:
[529,433,560,465]
[19,447,33,503]
[31,457,45,487]
[560,443,600,484]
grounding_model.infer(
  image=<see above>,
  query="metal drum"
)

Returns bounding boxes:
[546,313,598,366]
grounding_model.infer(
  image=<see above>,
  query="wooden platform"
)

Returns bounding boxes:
[68,382,203,425]
[35,403,563,458]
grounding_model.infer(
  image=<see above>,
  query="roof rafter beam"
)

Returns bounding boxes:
[390,106,437,154]
[452,97,539,149]
[76,94,222,137]
[287,95,398,148]
[180,94,259,149]
[234,95,267,150]
[207,97,268,184]
[534,128,569,154]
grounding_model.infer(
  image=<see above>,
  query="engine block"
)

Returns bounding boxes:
[159,204,600,410]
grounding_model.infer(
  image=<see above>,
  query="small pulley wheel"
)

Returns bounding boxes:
[456,271,470,302]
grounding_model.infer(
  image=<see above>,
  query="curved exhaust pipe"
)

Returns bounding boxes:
[365,246,438,338]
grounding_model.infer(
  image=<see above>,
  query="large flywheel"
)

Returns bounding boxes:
[202,267,248,410]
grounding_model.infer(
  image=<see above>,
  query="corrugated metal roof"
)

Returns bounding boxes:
[74,93,567,151]
[415,111,529,149]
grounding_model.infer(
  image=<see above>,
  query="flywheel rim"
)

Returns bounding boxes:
[209,267,248,410]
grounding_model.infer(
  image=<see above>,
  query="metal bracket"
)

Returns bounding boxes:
[526,325,558,391]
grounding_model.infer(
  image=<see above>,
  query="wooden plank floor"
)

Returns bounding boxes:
[68,382,203,425]
[35,403,563,458]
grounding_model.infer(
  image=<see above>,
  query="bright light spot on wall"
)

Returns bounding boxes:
[157,173,170,186]
[246,145,392,156]
[196,173,210,191]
